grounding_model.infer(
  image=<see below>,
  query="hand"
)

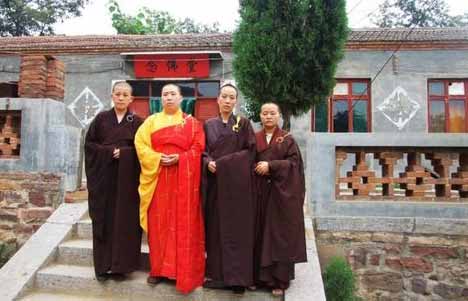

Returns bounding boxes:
[160,154,179,166]
[113,148,120,159]
[208,161,216,173]
[255,161,269,176]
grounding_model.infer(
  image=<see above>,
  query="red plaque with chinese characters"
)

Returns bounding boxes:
[134,54,210,78]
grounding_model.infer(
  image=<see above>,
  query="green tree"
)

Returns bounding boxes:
[233,0,348,130]
[108,0,220,34]
[0,0,89,36]
[372,0,468,28]
[323,257,360,301]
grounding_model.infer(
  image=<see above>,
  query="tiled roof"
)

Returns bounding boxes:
[0,33,232,54]
[0,27,467,54]
[348,27,468,42]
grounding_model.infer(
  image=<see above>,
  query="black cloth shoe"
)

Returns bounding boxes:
[231,286,246,294]
[95,274,110,282]
[203,280,225,289]
[110,273,126,282]
[147,276,163,285]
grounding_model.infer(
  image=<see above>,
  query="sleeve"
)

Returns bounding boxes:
[134,116,163,232]
[216,117,256,165]
[268,137,303,181]
[84,114,114,193]
[84,114,115,236]
[201,122,214,168]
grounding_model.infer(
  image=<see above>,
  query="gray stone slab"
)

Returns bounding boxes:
[286,215,325,301]
[47,203,88,225]
[414,218,468,235]
[309,132,468,147]
[34,264,276,301]
[0,203,88,301]
[19,290,160,301]
[315,216,415,233]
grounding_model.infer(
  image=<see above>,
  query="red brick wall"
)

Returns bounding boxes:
[0,172,62,250]
[317,230,468,300]
[18,55,65,101]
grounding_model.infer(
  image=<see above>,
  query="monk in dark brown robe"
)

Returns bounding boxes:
[202,84,256,294]
[253,103,307,296]
[85,82,143,281]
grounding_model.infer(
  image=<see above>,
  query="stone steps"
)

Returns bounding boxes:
[30,264,276,301]
[20,290,157,301]
[75,219,148,242]
[17,214,282,301]
[12,202,323,301]
[57,239,150,270]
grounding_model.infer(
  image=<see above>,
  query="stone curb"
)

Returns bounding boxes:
[0,202,88,301]
[315,216,468,235]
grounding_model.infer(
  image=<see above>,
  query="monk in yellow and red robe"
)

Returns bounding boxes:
[134,83,205,294]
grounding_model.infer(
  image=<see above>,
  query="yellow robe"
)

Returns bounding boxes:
[134,109,184,232]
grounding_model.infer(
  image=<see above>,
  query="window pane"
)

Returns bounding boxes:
[429,101,445,132]
[197,81,219,97]
[352,82,368,96]
[429,82,444,96]
[314,101,328,132]
[178,82,196,97]
[150,81,196,97]
[333,100,348,132]
[449,82,465,95]
[449,100,466,132]
[352,100,368,132]
[151,81,166,96]
[333,83,348,95]
[128,81,150,97]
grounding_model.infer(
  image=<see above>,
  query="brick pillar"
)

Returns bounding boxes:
[375,152,403,197]
[347,151,376,196]
[18,55,65,101]
[426,152,454,198]
[18,55,48,98]
[45,58,65,101]
[452,153,468,198]
[336,150,348,196]
[400,152,431,198]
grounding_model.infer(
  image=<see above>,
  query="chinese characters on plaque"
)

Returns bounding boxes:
[134,54,210,78]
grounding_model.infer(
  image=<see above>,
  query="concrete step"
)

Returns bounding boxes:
[33,264,278,301]
[57,239,150,270]
[76,219,148,242]
[19,290,156,301]
[75,219,92,239]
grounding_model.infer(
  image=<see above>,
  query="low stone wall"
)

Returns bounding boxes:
[316,229,468,300]
[0,172,63,250]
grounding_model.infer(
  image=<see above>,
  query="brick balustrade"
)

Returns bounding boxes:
[336,147,468,201]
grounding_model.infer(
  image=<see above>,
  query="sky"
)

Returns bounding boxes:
[55,0,468,35]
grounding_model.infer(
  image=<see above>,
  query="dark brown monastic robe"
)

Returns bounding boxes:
[85,109,143,276]
[254,127,307,289]
[202,114,256,287]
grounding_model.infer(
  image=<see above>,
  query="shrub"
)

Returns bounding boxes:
[0,243,15,268]
[322,256,360,301]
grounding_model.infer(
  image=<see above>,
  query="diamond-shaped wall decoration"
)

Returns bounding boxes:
[68,87,104,128]
[377,86,420,130]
